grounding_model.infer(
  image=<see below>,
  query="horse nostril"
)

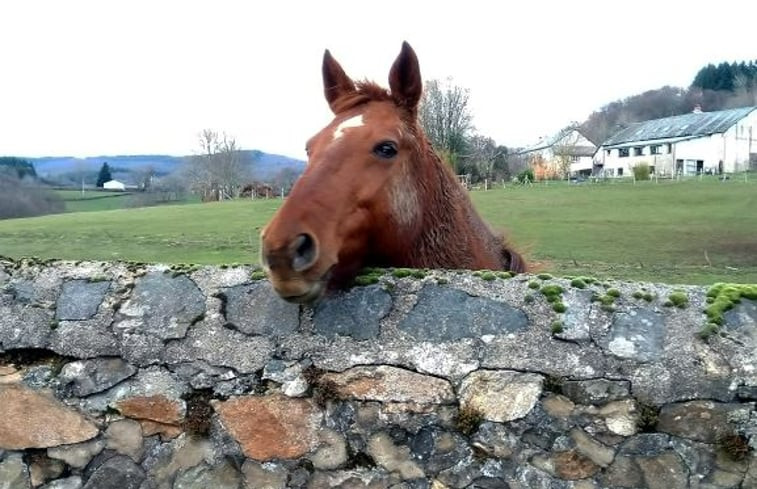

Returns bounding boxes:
[291,233,317,272]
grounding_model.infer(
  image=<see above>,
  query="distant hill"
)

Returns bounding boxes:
[25,150,305,185]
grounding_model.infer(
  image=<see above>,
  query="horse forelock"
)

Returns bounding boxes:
[330,81,393,114]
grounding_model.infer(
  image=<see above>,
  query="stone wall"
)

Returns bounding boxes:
[0,259,755,489]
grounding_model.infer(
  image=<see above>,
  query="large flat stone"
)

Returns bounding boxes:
[0,384,98,449]
[56,279,110,320]
[459,370,543,422]
[213,394,321,461]
[320,365,455,404]
[118,272,205,340]
[313,285,392,340]
[223,282,299,336]
[398,286,528,342]
[657,400,748,443]
[0,303,54,350]
[603,308,665,363]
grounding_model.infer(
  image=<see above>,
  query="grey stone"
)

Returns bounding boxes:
[262,360,308,397]
[0,453,30,489]
[367,432,425,480]
[223,282,299,336]
[240,460,288,489]
[398,286,528,342]
[723,298,757,329]
[6,280,38,304]
[471,422,519,459]
[40,476,84,489]
[636,451,688,489]
[738,385,757,400]
[81,367,187,413]
[603,308,665,362]
[56,280,110,320]
[82,455,146,489]
[116,333,165,367]
[409,427,471,474]
[657,401,747,443]
[105,419,144,462]
[618,433,671,456]
[314,285,392,340]
[438,459,508,488]
[118,272,205,340]
[59,358,137,396]
[173,462,242,489]
[50,321,119,358]
[48,439,105,469]
[0,304,53,350]
[561,379,631,405]
[164,322,273,374]
[467,477,509,489]
[28,455,64,486]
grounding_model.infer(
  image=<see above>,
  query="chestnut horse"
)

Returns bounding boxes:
[261,42,526,303]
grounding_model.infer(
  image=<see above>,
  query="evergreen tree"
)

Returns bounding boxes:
[96,162,112,187]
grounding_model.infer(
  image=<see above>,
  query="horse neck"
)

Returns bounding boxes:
[404,142,499,268]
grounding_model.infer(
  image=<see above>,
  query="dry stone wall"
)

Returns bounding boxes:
[0,259,755,489]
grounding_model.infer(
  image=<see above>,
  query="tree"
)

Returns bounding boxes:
[419,78,473,167]
[96,162,112,187]
[181,129,250,201]
[552,129,584,179]
[0,157,37,179]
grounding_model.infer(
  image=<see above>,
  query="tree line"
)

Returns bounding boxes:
[580,59,757,144]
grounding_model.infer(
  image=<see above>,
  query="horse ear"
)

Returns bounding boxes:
[322,49,356,113]
[388,41,422,111]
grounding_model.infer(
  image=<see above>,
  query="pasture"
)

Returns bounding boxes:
[2,178,755,284]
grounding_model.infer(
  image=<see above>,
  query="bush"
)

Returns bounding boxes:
[632,162,651,181]
[516,168,534,184]
[0,174,64,219]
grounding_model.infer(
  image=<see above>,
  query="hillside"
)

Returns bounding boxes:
[27,150,305,185]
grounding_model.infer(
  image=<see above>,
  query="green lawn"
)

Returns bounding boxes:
[54,190,198,213]
[2,179,756,284]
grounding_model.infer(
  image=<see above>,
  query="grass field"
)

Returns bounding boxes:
[2,178,756,284]
[54,190,198,213]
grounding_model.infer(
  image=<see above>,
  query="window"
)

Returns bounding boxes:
[606,149,611,156]
[617,168,624,176]
[667,143,672,153]
[634,146,644,156]
[619,148,629,158]
[650,145,661,155]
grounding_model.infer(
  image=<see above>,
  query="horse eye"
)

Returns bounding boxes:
[373,142,398,159]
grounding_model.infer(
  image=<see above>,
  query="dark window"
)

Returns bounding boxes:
[606,149,611,156]
[619,148,629,158]
[617,168,624,176]
[634,146,644,156]
[650,145,661,155]
[667,143,673,153]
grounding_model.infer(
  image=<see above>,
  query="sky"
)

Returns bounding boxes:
[2,1,756,160]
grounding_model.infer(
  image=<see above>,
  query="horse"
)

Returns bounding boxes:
[260,41,527,304]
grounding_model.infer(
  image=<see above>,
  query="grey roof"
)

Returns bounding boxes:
[521,127,594,153]
[602,106,756,147]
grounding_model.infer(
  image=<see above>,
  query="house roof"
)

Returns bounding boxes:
[602,106,756,147]
[520,128,595,153]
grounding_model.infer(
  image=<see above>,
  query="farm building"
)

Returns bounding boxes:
[596,106,757,177]
[519,128,597,179]
[103,179,126,191]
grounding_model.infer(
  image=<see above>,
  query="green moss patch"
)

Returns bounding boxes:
[570,278,587,289]
[666,290,689,309]
[250,270,267,281]
[699,283,757,339]
[551,321,564,334]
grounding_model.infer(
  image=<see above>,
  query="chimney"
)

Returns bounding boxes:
[693,104,702,113]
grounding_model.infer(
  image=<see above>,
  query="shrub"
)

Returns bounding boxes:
[632,162,651,181]
[516,168,535,184]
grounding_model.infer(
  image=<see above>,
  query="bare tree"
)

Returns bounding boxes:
[181,130,250,201]
[552,130,584,179]
[419,78,473,166]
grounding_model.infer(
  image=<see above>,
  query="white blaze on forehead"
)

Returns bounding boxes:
[333,115,364,140]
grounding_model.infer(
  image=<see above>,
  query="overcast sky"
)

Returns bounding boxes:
[2,1,756,160]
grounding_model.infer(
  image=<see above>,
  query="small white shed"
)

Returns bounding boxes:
[103,180,126,191]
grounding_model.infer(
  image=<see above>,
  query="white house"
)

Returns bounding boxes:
[103,179,126,191]
[519,128,597,179]
[596,106,757,177]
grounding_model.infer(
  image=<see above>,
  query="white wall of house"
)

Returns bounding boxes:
[103,180,126,191]
[597,110,757,177]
